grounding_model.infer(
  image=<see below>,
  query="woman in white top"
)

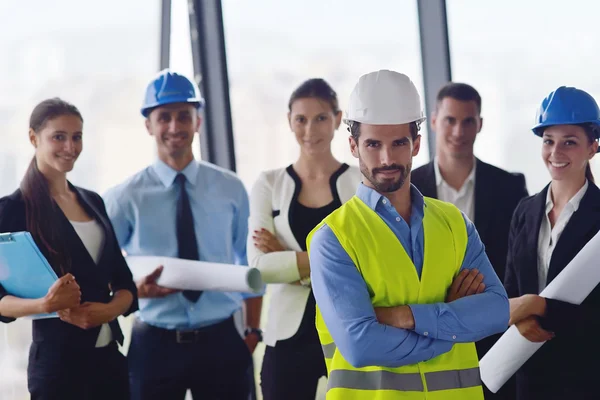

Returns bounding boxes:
[0,98,137,400]
[248,79,361,399]
[504,86,600,399]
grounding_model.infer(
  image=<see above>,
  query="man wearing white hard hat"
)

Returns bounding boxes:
[306,70,509,399]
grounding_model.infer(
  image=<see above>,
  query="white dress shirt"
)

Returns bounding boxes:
[433,158,476,222]
[70,219,112,347]
[537,180,588,292]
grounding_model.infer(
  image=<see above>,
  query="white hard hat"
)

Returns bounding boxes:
[344,70,426,126]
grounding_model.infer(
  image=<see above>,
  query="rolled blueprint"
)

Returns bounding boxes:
[480,229,600,393]
[125,256,264,294]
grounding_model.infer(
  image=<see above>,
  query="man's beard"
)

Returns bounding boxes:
[360,160,411,193]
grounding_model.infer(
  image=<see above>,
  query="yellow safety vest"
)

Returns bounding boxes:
[307,195,483,400]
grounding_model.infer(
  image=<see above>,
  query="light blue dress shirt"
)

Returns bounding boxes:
[103,159,255,330]
[309,183,509,368]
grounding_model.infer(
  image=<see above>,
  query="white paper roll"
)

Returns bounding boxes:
[480,228,600,392]
[125,256,264,294]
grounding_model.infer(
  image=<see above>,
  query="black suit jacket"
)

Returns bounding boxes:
[411,159,528,283]
[0,185,138,348]
[412,159,528,391]
[504,182,600,399]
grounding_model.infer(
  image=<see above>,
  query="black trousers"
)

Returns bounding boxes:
[260,293,327,400]
[27,341,129,400]
[128,316,252,400]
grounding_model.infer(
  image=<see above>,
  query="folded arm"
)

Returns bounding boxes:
[247,173,304,283]
[310,225,454,369]
[408,215,510,343]
[0,294,44,321]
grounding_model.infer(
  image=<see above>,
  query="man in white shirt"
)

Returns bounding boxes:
[433,153,476,222]
[411,82,528,400]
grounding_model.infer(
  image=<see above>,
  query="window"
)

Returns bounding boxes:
[0,1,160,397]
[447,0,600,193]
[222,0,427,190]
[222,1,424,398]
[169,0,203,161]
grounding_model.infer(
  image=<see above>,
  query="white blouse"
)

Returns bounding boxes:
[537,180,588,292]
[69,219,112,348]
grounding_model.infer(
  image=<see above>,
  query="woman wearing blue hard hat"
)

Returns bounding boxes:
[504,86,600,399]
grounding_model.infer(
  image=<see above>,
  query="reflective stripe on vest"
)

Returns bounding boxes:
[326,368,481,392]
[322,343,336,359]
[307,196,483,399]
[425,367,481,391]
[328,370,424,392]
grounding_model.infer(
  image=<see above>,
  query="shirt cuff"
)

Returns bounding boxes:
[409,303,439,339]
[257,251,301,283]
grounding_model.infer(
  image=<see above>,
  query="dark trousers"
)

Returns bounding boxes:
[483,380,517,400]
[27,341,129,400]
[128,317,252,400]
[260,293,327,400]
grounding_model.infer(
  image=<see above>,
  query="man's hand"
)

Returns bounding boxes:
[446,269,485,303]
[509,294,546,325]
[253,229,285,253]
[57,302,114,330]
[374,305,415,330]
[137,266,180,298]
[516,316,554,343]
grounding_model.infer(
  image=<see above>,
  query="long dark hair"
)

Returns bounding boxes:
[21,98,83,275]
[579,123,598,183]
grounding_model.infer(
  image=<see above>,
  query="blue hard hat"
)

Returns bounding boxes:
[532,86,600,137]
[141,69,205,117]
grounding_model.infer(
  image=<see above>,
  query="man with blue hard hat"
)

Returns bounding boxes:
[103,69,263,400]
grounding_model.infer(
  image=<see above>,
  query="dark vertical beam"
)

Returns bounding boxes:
[160,0,172,70]
[188,0,236,171]
[417,0,452,159]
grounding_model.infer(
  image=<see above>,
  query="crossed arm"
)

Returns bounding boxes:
[374,268,487,330]
[309,219,509,368]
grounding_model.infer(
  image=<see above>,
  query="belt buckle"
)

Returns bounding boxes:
[175,330,197,344]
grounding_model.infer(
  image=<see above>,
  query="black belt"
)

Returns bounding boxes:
[136,316,235,344]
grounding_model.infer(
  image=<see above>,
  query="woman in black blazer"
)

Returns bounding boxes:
[0,98,138,400]
[505,86,600,399]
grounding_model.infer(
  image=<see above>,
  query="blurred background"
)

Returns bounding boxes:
[1,1,599,398]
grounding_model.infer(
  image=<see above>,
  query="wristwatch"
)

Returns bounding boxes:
[245,327,263,342]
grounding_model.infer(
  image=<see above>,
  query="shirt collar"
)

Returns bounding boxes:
[433,156,476,189]
[356,182,426,216]
[546,179,589,213]
[151,158,199,188]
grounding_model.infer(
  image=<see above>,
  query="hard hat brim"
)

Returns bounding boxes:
[141,97,205,117]
[532,119,600,153]
[343,116,426,126]
[532,119,600,137]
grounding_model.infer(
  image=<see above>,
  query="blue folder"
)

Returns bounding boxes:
[0,232,59,319]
